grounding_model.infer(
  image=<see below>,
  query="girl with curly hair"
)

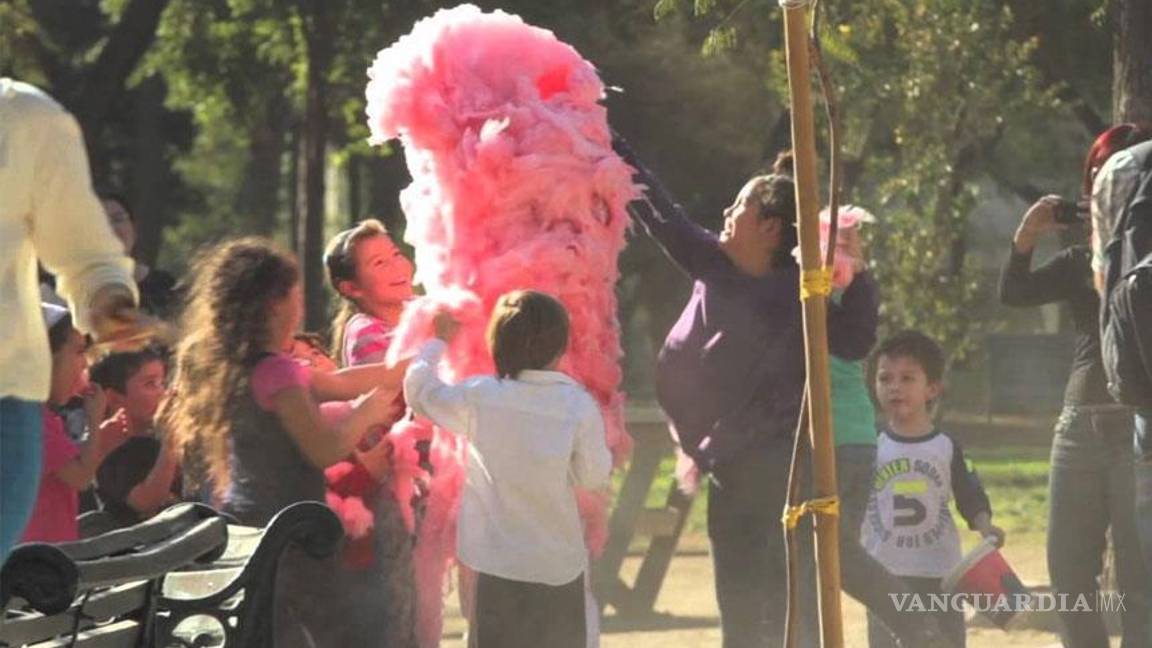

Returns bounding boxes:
[163,237,400,647]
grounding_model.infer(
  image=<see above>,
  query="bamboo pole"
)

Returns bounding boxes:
[780,1,844,646]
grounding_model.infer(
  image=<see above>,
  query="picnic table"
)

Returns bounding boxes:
[593,403,696,618]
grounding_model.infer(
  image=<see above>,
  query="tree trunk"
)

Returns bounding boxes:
[236,96,291,236]
[70,0,172,147]
[1114,0,1152,123]
[299,0,334,331]
[289,126,301,253]
[347,155,362,227]
[129,75,169,267]
[366,152,411,235]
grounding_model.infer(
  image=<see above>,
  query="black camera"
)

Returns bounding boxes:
[1054,198,1089,224]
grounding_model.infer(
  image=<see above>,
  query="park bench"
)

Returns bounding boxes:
[0,500,341,647]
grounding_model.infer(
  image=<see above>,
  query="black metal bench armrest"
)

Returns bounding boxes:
[0,544,78,615]
[160,501,341,611]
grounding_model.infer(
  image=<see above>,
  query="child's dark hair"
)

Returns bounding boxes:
[47,313,75,354]
[89,346,168,393]
[97,189,134,222]
[324,218,391,362]
[873,330,946,383]
[293,332,329,353]
[487,290,570,379]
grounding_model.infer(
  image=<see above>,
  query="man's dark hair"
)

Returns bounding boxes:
[873,330,946,383]
[486,290,570,379]
[89,346,168,393]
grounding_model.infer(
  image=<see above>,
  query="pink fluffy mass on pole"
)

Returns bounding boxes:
[365,4,638,645]
[793,204,876,289]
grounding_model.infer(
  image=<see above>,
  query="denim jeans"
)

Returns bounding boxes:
[1,398,43,561]
[1049,405,1149,648]
[1134,410,1152,642]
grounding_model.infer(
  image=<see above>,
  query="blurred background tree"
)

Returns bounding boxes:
[2,0,1142,402]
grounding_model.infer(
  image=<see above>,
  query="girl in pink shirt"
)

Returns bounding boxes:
[22,305,131,543]
[324,219,419,647]
[163,238,402,647]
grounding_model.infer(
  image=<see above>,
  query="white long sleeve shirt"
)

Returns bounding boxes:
[1091,144,1146,274]
[0,79,136,401]
[404,339,612,585]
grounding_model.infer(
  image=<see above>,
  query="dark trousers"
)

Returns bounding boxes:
[708,437,817,648]
[867,577,965,648]
[1049,406,1149,648]
[470,571,585,648]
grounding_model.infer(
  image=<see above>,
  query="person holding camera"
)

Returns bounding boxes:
[1000,194,1149,647]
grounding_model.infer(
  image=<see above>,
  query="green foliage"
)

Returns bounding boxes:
[0,1,39,79]
[657,0,1088,363]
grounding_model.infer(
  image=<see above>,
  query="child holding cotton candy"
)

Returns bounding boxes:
[164,238,403,647]
[404,290,611,648]
[324,219,421,648]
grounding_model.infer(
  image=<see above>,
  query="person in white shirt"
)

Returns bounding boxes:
[1089,123,1152,293]
[0,78,146,560]
[404,290,612,648]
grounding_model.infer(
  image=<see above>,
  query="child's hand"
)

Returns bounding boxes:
[83,383,108,427]
[95,408,133,456]
[976,520,1006,548]
[355,435,394,482]
[354,387,402,424]
[433,311,460,343]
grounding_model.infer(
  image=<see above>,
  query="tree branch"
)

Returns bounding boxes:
[72,0,172,135]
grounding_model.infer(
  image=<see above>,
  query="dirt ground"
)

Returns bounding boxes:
[438,415,1102,647]
[439,536,1072,648]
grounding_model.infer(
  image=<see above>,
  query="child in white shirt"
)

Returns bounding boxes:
[404,289,612,648]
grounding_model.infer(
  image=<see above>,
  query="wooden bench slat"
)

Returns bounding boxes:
[76,518,226,590]
[54,504,218,562]
[28,619,141,648]
[0,582,149,646]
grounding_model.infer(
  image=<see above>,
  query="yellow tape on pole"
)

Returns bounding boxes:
[800,267,833,301]
[782,495,841,530]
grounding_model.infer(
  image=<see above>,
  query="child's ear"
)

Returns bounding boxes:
[336,279,361,301]
[926,380,943,403]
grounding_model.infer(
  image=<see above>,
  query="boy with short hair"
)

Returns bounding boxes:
[89,347,180,526]
[864,330,1005,648]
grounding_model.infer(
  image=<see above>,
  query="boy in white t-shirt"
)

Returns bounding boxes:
[863,330,1005,648]
[404,290,612,648]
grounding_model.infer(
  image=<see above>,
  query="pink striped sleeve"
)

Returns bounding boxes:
[343,314,394,366]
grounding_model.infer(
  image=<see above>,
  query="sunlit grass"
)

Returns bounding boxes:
[611,441,1052,552]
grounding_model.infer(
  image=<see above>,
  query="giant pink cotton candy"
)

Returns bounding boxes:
[367,5,638,645]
